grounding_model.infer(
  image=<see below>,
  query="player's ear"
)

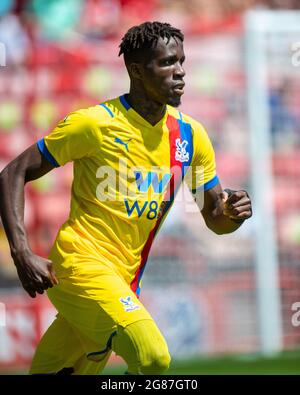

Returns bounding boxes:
[129,62,143,80]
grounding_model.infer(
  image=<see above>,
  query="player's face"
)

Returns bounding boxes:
[141,37,185,107]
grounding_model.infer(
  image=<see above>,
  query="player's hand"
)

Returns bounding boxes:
[12,250,59,298]
[221,189,252,223]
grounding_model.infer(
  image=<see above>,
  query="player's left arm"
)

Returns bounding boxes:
[199,182,252,235]
[188,119,252,233]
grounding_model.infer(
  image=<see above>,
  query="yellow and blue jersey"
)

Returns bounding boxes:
[37,95,218,296]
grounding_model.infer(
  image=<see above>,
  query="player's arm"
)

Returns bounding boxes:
[0,143,58,298]
[199,182,252,235]
[189,120,252,234]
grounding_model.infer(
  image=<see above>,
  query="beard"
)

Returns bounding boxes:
[167,96,182,107]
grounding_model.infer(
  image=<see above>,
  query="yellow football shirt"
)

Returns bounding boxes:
[37,95,218,296]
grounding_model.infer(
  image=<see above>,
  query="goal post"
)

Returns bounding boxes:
[245,10,300,355]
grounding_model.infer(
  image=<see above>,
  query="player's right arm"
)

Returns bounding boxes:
[0,108,105,297]
[0,144,59,298]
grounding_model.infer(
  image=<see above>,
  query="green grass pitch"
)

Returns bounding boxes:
[102,348,300,375]
[1,348,299,375]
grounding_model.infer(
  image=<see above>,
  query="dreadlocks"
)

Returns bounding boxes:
[119,21,184,65]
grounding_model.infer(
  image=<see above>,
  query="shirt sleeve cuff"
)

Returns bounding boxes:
[192,175,219,193]
[37,138,60,168]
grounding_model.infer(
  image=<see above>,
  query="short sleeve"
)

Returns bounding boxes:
[186,122,219,193]
[37,110,102,166]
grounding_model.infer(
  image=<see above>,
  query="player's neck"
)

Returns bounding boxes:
[126,90,166,127]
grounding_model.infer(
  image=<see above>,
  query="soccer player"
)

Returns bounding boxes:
[0,22,252,375]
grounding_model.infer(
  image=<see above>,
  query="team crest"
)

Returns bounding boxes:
[120,296,140,312]
[175,138,189,163]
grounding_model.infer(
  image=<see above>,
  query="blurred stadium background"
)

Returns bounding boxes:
[0,0,300,374]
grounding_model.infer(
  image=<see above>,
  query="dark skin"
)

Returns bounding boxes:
[126,36,186,126]
[0,36,252,298]
[126,36,252,233]
[0,145,58,298]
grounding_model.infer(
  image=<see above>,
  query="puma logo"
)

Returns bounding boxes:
[114,137,132,152]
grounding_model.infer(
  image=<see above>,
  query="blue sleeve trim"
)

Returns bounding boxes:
[119,94,131,110]
[99,103,114,118]
[37,139,60,167]
[192,175,219,193]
